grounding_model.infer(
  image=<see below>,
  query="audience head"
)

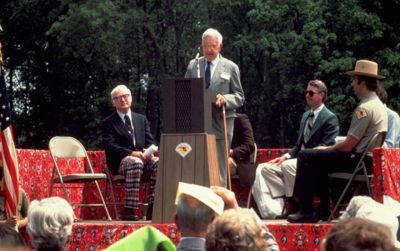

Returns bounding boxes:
[202,28,223,62]
[306,79,327,109]
[0,224,27,251]
[27,197,75,250]
[205,208,268,251]
[340,196,400,249]
[175,194,217,237]
[174,182,223,237]
[322,217,396,251]
[110,84,132,113]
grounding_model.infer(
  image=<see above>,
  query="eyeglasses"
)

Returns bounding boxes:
[202,44,219,49]
[113,94,130,101]
[305,90,319,97]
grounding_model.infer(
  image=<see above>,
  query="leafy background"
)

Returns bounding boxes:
[1,0,399,149]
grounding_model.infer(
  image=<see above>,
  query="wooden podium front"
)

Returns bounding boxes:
[152,133,220,223]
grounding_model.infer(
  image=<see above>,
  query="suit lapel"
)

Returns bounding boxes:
[211,56,224,84]
[299,111,310,138]
[298,112,309,143]
[131,112,140,146]
[113,113,130,137]
[199,57,206,78]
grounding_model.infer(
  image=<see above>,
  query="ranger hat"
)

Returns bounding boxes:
[346,59,385,79]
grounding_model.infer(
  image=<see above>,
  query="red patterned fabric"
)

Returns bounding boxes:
[256,149,291,164]
[65,222,331,250]
[372,147,400,203]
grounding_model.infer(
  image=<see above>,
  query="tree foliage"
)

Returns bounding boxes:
[0,0,399,149]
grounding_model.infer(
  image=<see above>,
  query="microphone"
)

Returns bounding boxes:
[195,51,200,78]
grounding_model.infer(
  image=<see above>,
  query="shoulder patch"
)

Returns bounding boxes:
[355,108,367,119]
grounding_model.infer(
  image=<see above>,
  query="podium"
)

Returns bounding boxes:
[152,78,220,223]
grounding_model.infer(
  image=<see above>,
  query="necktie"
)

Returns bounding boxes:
[124,115,133,135]
[304,112,315,143]
[205,61,211,88]
[124,115,136,146]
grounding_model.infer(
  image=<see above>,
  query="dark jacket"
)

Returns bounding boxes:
[288,106,339,158]
[102,111,155,174]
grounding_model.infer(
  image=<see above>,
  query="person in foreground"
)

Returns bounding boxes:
[339,195,400,249]
[288,59,388,223]
[175,182,279,251]
[205,207,278,251]
[322,217,396,251]
[185,28,244,187]
[0,224,28,251]
[174,182,223,251]
[27,197,74,251]
[252,80,338,219]
[102,84,158,220]
[0,159,29,230]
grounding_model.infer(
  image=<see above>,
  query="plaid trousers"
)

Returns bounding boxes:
[118,155,158,209]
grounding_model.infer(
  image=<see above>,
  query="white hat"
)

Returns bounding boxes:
[175,182,224,215]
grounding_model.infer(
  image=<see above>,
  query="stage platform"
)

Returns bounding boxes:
[15,147,400,250]
[66,219,332,251]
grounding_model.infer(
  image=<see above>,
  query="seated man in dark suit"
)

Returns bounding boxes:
[229,113,256,187]
[102,84,158,221]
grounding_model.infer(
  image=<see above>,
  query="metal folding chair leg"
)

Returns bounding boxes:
[105,175,120,220]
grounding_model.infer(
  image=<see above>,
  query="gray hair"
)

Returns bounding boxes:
[202,28,223,45]
[176,194,216,234]
[110,84,131,98]
[27,197,75,249]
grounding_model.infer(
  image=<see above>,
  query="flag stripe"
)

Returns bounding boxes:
[1,128,19,215]
[0,66,19,217]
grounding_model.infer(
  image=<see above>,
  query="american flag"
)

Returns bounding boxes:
[0,65,19,216]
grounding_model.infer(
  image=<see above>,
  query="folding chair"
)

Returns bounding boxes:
[246,143,258,208]
[49,136,112,221]
[104,170,124,220]
[327,131,386,221]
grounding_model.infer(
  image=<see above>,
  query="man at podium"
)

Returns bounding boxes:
[185,28,245,187]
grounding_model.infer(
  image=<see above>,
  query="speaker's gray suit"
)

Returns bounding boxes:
[252,106,339,218]
[185,55,244,186]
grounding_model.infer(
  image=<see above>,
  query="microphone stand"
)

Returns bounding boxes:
[195,52,200,78]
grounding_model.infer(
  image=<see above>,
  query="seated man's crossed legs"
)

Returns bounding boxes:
[118,155,158,220]
[251,158,297,219]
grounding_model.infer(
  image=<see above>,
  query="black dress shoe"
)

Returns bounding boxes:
[287,210,319,223]
[316,208,331,221]
[146,203,153,221]
[275,198,300,219]
[123,208,139,221]
[122,214,139,221]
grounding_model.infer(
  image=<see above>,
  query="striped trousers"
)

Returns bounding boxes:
[118,155,158,209]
